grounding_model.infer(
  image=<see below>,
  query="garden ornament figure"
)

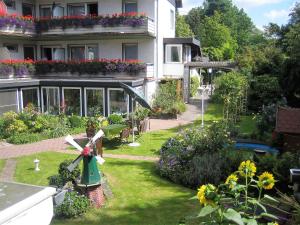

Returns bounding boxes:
[65,130,106,207]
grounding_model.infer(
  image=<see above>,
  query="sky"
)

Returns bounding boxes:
[178,0,297,30]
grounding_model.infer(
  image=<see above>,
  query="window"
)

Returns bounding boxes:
[70,46,85,61]
[123,43,138,60]
[40,5,52,18]
[170,9,174,30]
[108,88,128,115]
[69,45,98,61]
[41,87,60,115]
[165,44,182,63]
[68,4,85,16]
[21,88,39,110]
[22,3,34,17]
[85,88,104,116]
[123,1,137,13]
[4,44,18,53]
[4,0,15,9]
[42,47,65,60]
[63,88,82,116]
[183,45,191,63]
[53,5,64,17]
[87,3,98,16]
[0,89,18,115]
[24,46,35,60]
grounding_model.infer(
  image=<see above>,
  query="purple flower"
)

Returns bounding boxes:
[15,65,29,77]
[0,65,13,76]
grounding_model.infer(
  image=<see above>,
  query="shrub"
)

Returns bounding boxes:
[48,124,70,138]
[7,132,47,144]
[68,115,85,128]
[54,191,90,218]
[158,122,252,188]
[33,115,52,132]
[5,119,28,135]
[108,113,124,124]
[190,76,200,97]
[58,159,81,185]
[153,80,186,116]
[48,174,64,187]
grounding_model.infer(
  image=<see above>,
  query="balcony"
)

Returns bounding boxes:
[35,14,156,38]
[0,15,35,37]
[0,60,154,79]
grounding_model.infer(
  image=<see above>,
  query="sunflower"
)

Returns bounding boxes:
[225,174,238,189]
[197,184,216,206]
[258,172,275,190]
[238,160,257,178]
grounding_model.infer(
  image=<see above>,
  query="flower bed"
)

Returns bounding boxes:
[35,13,147,33]
[0,59,146,77]
[0,14,34,32]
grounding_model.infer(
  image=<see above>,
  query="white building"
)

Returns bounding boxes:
[0,0,200,116]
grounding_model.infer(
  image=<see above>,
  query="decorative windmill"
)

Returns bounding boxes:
[65,130,106,207]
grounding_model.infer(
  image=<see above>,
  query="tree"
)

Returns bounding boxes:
[175,13,194,38]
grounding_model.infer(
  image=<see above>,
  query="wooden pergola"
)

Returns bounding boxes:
[183,61,238,103]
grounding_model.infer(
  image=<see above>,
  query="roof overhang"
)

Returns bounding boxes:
[163,37,200,47]
[168,0,183,8]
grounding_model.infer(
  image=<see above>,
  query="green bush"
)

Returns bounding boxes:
[68,115,85,128]
[48,174,64,187]
[5,119,28,135]
[153,80,186,116]
[7,132,47,144]
[54,191,90,218]
[190,76,200,97]
[158,122,253,188]
[58,159,81,185]
[108,113,124,124]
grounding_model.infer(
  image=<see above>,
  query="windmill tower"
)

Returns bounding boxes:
[65,130,106,207]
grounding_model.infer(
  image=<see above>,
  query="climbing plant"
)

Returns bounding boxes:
[213,72,249,125]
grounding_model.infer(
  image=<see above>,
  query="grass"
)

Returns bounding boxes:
[0,159,5,174]
[14,152,198,225]
[237,115,257,136]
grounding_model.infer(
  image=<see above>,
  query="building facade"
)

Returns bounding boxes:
[0,0,200,116]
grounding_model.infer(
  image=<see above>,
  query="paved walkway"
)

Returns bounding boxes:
[0,159,16,181]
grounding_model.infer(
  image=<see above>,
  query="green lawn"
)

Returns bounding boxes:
[237,115,257,136]
[0,159,5,174]
[14,152,198,225]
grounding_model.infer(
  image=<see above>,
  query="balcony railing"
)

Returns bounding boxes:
[0,60,153,79]
[0,13,155,37]
[35,14,155,37]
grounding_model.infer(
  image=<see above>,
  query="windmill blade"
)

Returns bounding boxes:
[86,130,104,147]
[67,155,83,172]
[95,156,105,165]
[65,135,83,152]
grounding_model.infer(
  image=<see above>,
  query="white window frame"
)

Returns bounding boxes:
[62,87,82,116]
[122,0,138,13]
[0,88,19,113]
[41,86,60,114]
[107,88,129,115]
[84,87,105,116]
[67,3,97,16]
[165,44,183,64]
[20,87,40,111]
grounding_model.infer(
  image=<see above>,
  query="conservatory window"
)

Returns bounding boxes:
[108,88,128,115]
[40,5,51,18]
[165,44,182,63]
[68,4,85,16]
[21,88,40,110]
[41,87,60,115]
[53,5,64,17]
[0,89,18,115]
[70,46,85,61]
[63,88,82,116]
[85,88,104,116]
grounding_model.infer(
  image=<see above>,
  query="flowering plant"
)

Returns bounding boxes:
[0,14,34,31]
[194,160,279,225]
[35,13,147,33]
[0,59,35,77]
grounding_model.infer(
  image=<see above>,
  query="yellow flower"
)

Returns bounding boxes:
[197,184,216,206]
[258,172,275,190]
[238,160,257,178]
[225,174,238,189]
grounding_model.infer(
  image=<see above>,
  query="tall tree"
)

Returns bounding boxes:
[175,13,194,38]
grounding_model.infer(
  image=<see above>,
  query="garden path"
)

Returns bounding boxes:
[0,159,16,181]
